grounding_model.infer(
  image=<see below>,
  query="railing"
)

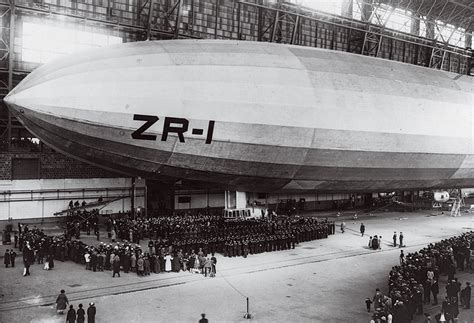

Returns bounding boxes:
[0,186,145,203]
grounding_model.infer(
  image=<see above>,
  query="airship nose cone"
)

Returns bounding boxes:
[3,91,23,116]
[4,91,15,105]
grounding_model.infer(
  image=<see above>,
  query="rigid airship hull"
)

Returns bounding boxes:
[4,40,474,192]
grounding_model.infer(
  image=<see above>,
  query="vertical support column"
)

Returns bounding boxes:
[224,190,228,209]
[7,107,11,151]
[341,0,353,18]
[291,16,299,45]
[464,31,472,73]
[107,0,113,19]
[146,0,155,40]
[7,0,15,152]
[137,0,142,22]
[174,0,182,39]
[236,1,241,39]
[214,0,220,39]
[467,49,473,76]
[144,180,148,218]
[257,2,262,41]
[190,0,194,35]
[271,10,279,43]
[425,17,438,68]
[8,0,14,92]
[131,177,136,219]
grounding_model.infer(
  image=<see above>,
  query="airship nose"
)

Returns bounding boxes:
[3,89,31,124]
[4,91,13,105]
[3,91,23,116]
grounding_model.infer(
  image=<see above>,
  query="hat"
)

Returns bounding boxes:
[89,302,94,306]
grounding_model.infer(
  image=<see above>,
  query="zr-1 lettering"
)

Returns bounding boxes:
[131,114,215,144]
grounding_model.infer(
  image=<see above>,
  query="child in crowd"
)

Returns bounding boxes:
[365,297,372,312]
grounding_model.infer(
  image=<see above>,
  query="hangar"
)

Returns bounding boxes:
[0,0,472,322]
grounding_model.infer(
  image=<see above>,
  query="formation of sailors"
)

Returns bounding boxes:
[112,215,335,259]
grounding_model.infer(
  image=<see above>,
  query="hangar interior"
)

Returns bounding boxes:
[0,0,472,222]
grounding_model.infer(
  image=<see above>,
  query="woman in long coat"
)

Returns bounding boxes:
[49,254,55,269]
[155,254,161,273]
[172,252,181,272]
[160,248,166,270]
[4,250,10,267]
[56,289,68,314]
[164,254,173,272]
[144,255,150,275]
[149,254,156,273]
[188,252,195,271]
[123,252,130,273]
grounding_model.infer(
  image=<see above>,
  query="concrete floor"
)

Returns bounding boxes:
[0,210,473,323]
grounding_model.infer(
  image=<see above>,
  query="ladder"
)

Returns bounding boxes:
[450,198,462,217]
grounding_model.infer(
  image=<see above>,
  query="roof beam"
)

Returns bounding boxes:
[447,0,474,12]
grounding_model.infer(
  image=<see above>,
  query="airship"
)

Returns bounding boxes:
[4,40,473,192]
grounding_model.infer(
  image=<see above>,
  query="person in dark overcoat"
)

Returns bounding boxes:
[87,302,96,323]
[123,252,130,273]
[144,255,150,275]
[76,304,85,323]
[137,256,144,276]
[66,305,76,323]
[149,253,156,273]
[188,252,195,271]
[211,255,217,275]
[4,249,10,267]
[48,254,55,269]
[360,223,365,237]
[172,252,180,272]
[10,250,16,267]
[56,289,69,314]
[462,282,471,309]
[431,280,439,305]
[23,246,32,276]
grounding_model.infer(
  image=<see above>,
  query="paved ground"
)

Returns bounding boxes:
[0,210,473,323]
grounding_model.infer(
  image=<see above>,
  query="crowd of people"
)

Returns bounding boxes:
[12,213,335,279]
[6,208,473,322]
[368,231,473,323]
